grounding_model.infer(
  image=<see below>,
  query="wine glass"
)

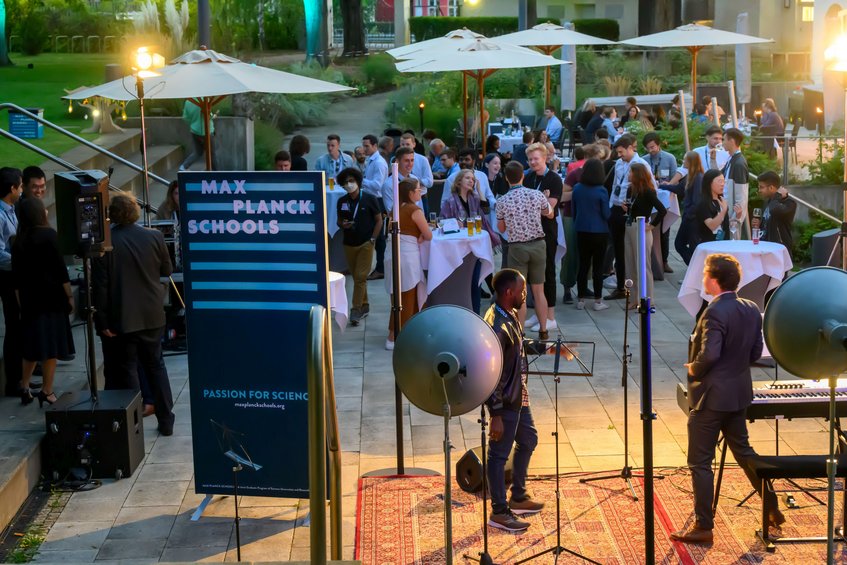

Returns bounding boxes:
[729,219,739,239]
[753,208,762,219]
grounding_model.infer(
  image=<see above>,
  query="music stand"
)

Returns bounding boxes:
[516,338,600,565]
[211,420,262,562]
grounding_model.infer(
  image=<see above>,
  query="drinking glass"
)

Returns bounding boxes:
[475,216,482,234]
[328,177,335,191]
[729,219,739,239]
[753,208,762,219]
[429,212,437,225]
[467,219,474,236]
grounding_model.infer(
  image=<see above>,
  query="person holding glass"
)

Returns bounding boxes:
[661,151,704,265]
[441,169,501,313]
[622,163,666,308]
[696,170,743,246]
[384,178,431,350]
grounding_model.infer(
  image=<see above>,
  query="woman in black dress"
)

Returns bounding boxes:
[13,198,73,406]
[696,169,742,245]
[288,134,311,171]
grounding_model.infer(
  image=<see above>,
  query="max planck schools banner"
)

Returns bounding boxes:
[179,171,328,498]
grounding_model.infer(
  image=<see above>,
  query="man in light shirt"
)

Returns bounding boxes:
[398,133,433,214]
[0,168,22,397]
[313,134,355,181]
[382,147,417,214]
[642,132,678,273]
[694,125,730,171]
[543,105,563,144]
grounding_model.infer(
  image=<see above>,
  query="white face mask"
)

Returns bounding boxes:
[344,182,359,193]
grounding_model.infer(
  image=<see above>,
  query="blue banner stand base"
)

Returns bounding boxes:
[191,494,214,521]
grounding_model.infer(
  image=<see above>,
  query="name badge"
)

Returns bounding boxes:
[340,203,350,211]
[660,169,670,179]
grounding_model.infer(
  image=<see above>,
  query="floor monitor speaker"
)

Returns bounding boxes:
[455,445,513,494]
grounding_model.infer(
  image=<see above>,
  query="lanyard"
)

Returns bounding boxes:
[494,303,520,333]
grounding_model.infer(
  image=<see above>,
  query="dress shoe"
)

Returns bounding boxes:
[663,262,674,274]
[669,524,713,544]
[158,426,174,437]
[604,289,627,300]
[367,270,384,280]
[349,308,361,327]
[143,404,156,417]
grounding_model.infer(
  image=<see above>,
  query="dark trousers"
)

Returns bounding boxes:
[609,206,627,291]
[543,227,558,306]
[374,199,387,274]
[102,327,175,429]
[0,271,21,395]
[487,405,538,514]
[471,259,482,314]
[660,227,670,263]
[674,220,697,265]
[420,194,429,217]
[576,232,608,299]
[180,133,218,170]
[687,407,777,529]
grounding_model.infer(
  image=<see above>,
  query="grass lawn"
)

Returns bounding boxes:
[0,53,123,169]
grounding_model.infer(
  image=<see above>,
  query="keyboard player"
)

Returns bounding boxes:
[671,253,785,545]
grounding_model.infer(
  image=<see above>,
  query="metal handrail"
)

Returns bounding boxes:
[307,304,342,564]
[0,102,171,188]
[0,127,157,214]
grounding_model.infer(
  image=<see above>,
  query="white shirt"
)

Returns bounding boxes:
[609,154,654,207]
[693,144,730,172]
[441,169,495,205]
[411,153,434,191]
[382,171,418,213]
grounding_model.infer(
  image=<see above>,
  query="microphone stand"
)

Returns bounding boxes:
[579,280,662,499]
[463,405,494,565]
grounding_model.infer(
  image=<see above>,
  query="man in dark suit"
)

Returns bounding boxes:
[93,192,176,436]
[671,253,784,544]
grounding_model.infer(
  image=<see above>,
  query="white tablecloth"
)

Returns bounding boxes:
[496,133,524,154]
[677,240,793,317]
[420,230,495,295]
[329,271,348,330]
[325,187,345,237]
[657,189,681,232]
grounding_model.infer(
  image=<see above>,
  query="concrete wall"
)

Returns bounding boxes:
[788,184,845,223]
[125,116,255,171]
[714,0,812,54]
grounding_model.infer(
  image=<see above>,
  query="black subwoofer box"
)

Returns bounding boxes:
[456,445,513,494]
[44,389,145,481]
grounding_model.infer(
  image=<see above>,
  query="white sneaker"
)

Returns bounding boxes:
[576,301,585,310]
[524,314,539,328]
[529,318,557,332]
[593,301,610,311]
[603,275,617,290]
[385,339,394,351]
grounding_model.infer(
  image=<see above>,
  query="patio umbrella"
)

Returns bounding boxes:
[396,39,563,147]
[495,22,612,107]
[619,24,772,100]
[387,28,486,147]
[65,49,353,170]
[735,13,752,111]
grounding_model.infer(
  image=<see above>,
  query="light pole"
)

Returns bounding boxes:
[132,46,164,226]
[825,37,847,271]
[418,101,425,133]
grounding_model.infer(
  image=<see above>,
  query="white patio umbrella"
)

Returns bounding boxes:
[388,28,487,146]
[397,38,564,146]
[65,49,353,169]
[495,22,613,106]
[620,24,772,100]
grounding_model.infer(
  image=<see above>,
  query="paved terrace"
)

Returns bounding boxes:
[0,244,829,563]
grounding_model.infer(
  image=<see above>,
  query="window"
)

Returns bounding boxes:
[605,4,624,19]
[802,6,814,22]
[574,3,596,19]
[548,5,565,19]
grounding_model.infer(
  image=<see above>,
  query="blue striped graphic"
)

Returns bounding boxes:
[192,282,317,292]
[187,203,235,211]
[189,242,316,252]
[185,182,316,193]
[193,301,314,311]
[190,262,317,272]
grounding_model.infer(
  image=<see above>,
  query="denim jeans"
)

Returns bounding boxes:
[487,405,538,514]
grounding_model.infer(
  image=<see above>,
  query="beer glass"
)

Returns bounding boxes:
[474,216,482,235]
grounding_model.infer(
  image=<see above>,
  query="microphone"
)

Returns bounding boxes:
[624,279,633,289]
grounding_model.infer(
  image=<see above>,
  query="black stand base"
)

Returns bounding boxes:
[463,406,494,565]
[515,545,601,565]
[579,465,662,501]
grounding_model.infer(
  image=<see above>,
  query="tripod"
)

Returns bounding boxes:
[517,337,600,565]
[580,282,662,499]
[463,405,494,565]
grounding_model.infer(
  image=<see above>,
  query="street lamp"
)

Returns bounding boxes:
[418,101,425,133]
[824,37,847,272]
[132,46,164,226]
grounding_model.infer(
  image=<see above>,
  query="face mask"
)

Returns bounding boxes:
[344,182,358,193]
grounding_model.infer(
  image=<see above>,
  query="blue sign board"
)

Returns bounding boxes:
[179,171,328,498]
[9,108,44,139]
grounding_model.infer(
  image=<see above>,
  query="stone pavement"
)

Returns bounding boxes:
[10,244,830,564]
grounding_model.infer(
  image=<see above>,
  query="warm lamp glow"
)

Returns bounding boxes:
[754,109,762,116]
[135,47,153,70]
[67,100,73,113]
[419,101,425,109]
[92,109,101,118]
[825,35,847,61]
[466,0,479,5]
[816,106,824,114]
[133,47,164,76]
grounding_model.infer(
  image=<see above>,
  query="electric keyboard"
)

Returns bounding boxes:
[676,379,847,421]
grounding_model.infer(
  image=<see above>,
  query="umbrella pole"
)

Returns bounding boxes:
[678,89,691,153]
[463,73,468,148]
[689,46,700,101]
[202,98,213,171]
[541,46,555,108]
[478,73,486,152]
[137,75,151,227]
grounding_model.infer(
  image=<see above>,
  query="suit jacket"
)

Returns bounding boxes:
[92,223,172,335]
[687,292,763,412]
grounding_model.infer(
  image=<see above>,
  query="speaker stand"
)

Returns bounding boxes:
[442,401,455,565]
[463,405,494,565]
[82,253,99,402]
[516,338,600,565]
[232,463,243,562]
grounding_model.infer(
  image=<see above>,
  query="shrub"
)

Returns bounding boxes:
[602,75,631,96]
[572,18,619,41]
[804,139,844,185]
[362,53,399,92]
[254,120,285,170]
[264,0,305,50]
[793,211,839,265]
[19,7,49,55]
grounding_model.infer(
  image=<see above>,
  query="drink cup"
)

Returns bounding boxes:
[328,177,335,190]
[475,216,482,234]
[467,220,474,237]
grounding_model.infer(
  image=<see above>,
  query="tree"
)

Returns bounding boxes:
[0,0,12,66]
[340,0,366,56]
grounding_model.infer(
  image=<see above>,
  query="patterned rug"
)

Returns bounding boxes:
[355,469,847,564]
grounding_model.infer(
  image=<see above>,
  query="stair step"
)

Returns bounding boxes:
[107,144,183,206]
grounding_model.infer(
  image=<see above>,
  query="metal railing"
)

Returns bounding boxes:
[307,305,342,564]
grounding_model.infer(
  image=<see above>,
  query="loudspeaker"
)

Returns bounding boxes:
[44,389,145,481]
[455,446,513,494]
[54,170,111,256]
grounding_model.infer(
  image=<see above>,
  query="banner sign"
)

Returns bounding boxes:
[179,171,328,498]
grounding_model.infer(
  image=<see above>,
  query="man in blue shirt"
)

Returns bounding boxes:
[543,106,563,144]
[0,168,22,397]
[313,134,355,182]
[399,133,433,214]
[642,132,678,273]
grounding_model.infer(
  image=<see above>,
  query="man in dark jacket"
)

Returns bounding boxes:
[755,171,796,254]
[484,269,543,532]
[671,254,782,544]
[92,192,176,435]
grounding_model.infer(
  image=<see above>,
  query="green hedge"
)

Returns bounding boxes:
[408,17,619,42]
